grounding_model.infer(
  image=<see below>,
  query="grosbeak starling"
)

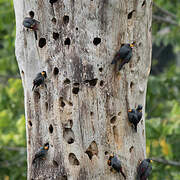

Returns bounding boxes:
[32,71,47,91]
[23,17,39,40]
[128,105,143,132]
[107,154,126,179]
[137,158,152,180]
[32,143,49,164]
[111,43,134,71]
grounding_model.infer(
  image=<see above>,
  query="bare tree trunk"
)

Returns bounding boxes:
[13,0,152,179]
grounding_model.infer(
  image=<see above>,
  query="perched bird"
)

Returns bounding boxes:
[128,105,143,132]
[111,43,134,71]
[137,159,152,180]
[32,71,47,91]
[23,17,39,40]
[108,154,126,179]
[32,143,49,164]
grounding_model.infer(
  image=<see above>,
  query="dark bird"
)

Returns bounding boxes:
[111,43,134,71]
[107,154,126,179]
[23,17,39,40]
[137,158,152,180]
[32,143,49,164]
[128,105,143,132]
[32,71,47,91]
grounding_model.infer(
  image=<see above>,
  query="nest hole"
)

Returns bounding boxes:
[76,27,78,31]
[93,37,101,46]
[53,67,59,75]
[110,116,116,124]
[29,11,34,18]
[49,0,58,4]
[99,67,103,72]
[104,151,108,155]
[61,175,68,180]
[69,153,80,166]
[63,15,69,25]
[130,82,134,89]
[45,102,48,111]
[49,124,53,133]
[84,79,98,86]
[64,38,71,46]
[28,121,32,127]
[53,160,59,167]
[53,32,59,40]
[63,128,75,144]
[100,80,104,87]
[90,112,94,116]
[129,146,134,153]
[142,0,146,7]
[118,112,121,116]
[68,101,73,106]
[60,100,66,108]
[128,10,135,19]
[39,38,46,48]
[72,87,79,94]
[64,78,71,85]
[73,82,80,86]
[52,17,57,24]
[85,141,98,160]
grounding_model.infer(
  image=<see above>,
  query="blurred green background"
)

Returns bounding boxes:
[0,0,180,179]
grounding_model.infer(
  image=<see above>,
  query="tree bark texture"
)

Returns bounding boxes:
[13,0,152,179]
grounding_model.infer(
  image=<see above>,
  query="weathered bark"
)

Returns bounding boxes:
[13,0,152,179]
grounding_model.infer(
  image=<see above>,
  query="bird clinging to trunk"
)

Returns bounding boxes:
[111,43,134,71]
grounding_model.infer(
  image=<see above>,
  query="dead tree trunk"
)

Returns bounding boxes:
[13,0,152,179]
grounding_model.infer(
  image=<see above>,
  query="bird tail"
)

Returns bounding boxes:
[34,30,37,40]
[120,169,126,179]
[32,84,35,91]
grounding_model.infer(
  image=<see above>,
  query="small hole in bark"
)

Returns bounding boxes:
[142,129,144,136]
[29,11,34,18]
[49,0,58,4]
[21,70,24,74]
[45,102,48,111]
[63,128,75,144]
[28,121,32,127]
[53,32,59,40]
[142,0,146,7]
[72,87,79,94]
[99,67,103,72]
[100,80,104,87]
[93,37,101,46]
[63,15,69,25]
[61,175,68,180]
[85,141,98,160]
[39,38,46,48]
[128,10,135,19]
[53,160,59,167]
[89,79,98,86]
[129,146,134,153]
[90,112,94,116]
[64,78,71,85]
[105,151,108,155]
[118,112,121,116]
[73,82,80,86]
[69,153,80,165]
[130,82,134,89]
[68,101,73,106]
[76,27,78,31]
[49,124,53,133]
[64,38,70,45]
[53,67,59,75]
[60,101,66,108]
[52,17,57,24]
[110,116,116,124]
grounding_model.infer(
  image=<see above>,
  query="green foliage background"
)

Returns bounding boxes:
[0,0,179,179]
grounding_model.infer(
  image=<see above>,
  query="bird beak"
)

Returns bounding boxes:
[41,72,45,76]
[139,110,142,112]
[44,146,49,150]
[150,160,153,163]
[130,44,134,48]
[128,109,132,112]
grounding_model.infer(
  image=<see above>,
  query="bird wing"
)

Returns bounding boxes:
[119,46,130,59]
[144,165,152,178]
[33,75,44,85]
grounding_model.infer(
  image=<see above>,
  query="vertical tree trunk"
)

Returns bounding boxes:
[13,0,152,179]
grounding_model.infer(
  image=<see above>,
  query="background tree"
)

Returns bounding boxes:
[13,0,152,179]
